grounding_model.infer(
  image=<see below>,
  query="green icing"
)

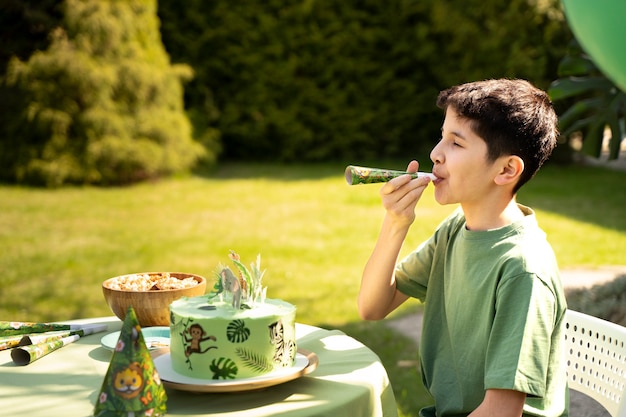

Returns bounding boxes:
[170,296,296,319]
[169,296,297,379]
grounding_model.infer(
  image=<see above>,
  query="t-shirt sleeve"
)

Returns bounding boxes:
[395,209,465,302]
[484,272,557,397]
[394,238,433,301]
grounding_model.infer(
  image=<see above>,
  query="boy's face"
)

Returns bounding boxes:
[430,107,503,206]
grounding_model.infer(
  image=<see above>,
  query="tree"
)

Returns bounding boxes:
[158,0,570,163]
[0,0,64,73]
[549,40,625,161]
[2,0,210,186]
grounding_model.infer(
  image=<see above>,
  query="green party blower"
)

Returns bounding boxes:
[345,165,436,185]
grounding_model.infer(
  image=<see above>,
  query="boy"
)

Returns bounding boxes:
[358,79,568,417]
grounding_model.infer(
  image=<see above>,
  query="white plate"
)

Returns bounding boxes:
[100,327,170,350]
[152,349,318,393]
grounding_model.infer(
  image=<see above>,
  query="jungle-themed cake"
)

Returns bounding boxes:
[169,251,297,380]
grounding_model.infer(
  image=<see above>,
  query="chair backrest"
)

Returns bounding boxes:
[564,309,626,417]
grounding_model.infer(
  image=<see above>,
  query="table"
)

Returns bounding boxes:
[0,317,398,417]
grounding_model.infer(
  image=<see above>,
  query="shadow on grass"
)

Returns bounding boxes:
[519,164,626,234]
[316,318,433,417]
[194,162,347,182]
[193,160,429,183]
[566,274,626,326]
[198,162,626,234]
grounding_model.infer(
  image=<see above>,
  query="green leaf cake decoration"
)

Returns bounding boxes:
[210,357,238,379]
[236,347,274,373]
[226,319,250,343]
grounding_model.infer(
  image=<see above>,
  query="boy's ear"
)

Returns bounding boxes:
[494,156,524,186]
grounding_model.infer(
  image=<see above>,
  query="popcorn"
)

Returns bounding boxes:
[106,273,198,291]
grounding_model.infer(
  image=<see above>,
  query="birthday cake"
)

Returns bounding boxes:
[169,252,297,380]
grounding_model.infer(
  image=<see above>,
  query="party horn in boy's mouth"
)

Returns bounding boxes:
[345,165,437,185]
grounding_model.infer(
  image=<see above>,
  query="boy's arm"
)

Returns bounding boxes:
[357,161,431,320]
[469,389,526,417]
[357,214,410,320]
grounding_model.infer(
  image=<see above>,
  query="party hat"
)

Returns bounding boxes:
[94,306,167,417]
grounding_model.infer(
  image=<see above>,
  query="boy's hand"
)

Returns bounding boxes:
[358,160,427,320]
[380,160,431,228]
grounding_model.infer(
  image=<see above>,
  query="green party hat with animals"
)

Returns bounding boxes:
[94,306,167,416]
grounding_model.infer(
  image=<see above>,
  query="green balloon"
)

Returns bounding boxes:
[562,0,626,91]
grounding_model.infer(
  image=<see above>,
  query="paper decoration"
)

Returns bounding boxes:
[94,307,167,417]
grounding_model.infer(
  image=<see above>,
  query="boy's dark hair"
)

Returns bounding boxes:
[436,79,558,193]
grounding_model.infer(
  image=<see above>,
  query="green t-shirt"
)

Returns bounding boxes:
[395,205,568,417]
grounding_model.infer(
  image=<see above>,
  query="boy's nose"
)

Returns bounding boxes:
[430,141,443,164]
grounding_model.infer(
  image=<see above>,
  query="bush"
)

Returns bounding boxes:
[1,0,211,186]
[158,0,570,162]
[0,0,572,180]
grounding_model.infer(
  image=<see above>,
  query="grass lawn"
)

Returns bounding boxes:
[1,161,624,416]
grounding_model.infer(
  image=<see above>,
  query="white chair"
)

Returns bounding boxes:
[564,309,626,417]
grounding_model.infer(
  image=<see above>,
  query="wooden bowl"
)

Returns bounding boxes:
[102,272,207,327]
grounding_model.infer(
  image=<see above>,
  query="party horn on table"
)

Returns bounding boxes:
[19,324,108,347]
[345,165,437,185]
[0,331,69,351]
[18,331,73,347]
[11,334,80,365]
[1,334,29,351]
[0,321,105,337]
[0,323,107,351]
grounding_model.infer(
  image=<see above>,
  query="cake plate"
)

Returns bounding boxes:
[151,348,319,393]
[100,327,170,350]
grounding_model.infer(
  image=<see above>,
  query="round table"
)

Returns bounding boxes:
[0,317,398,417]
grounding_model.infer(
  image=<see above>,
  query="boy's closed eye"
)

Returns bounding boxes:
[439,135,465,148]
